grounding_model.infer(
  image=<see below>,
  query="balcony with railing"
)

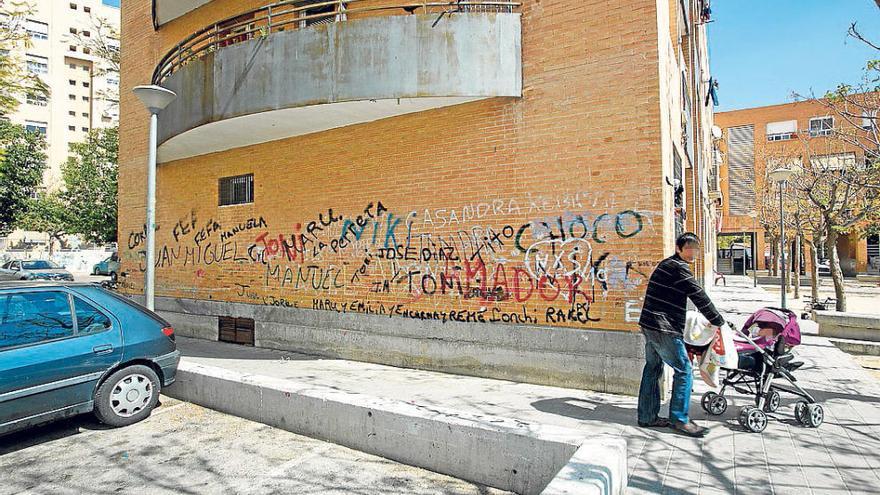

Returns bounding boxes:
[153,1,522,163]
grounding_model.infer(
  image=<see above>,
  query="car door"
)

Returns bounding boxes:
[0,261,15,280]
[0,289,122,432]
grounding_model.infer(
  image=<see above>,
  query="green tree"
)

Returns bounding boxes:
[60,126,118,243]
[0,1,50,116]
[16,192,67,254]
[0,118,46,234]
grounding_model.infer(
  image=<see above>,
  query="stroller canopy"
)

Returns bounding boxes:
[735,307,801,353]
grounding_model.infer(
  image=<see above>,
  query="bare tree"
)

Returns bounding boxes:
[791,23,880,311]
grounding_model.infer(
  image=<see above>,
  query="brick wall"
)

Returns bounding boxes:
[119,0,672,334]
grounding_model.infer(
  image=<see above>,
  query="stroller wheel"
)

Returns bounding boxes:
[708,395,728,415]
[738,406,754,428]
[743,407,768,433]
[805,404,824,428]
[794,401,809,424]
[701,392,718,413]
[761,390,781,413]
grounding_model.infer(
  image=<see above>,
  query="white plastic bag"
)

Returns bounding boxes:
[684,311,715,346]
[705,324,738,369]
[699,353,720,388]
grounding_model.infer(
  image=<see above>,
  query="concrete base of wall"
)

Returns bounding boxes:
[816,311,880,342]
[166,361,627,495]
[138,295,646,395]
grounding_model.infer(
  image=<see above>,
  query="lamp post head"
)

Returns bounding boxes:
[769,167,796,184]
[133,85,177,114]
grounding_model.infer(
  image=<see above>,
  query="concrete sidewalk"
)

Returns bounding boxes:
[173,276,880,494]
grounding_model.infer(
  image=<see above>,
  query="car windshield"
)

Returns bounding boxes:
[22,260,60,270]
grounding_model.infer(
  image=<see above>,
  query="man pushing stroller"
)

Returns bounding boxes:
[637,233,725,437]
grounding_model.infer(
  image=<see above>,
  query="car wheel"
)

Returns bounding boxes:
[110,272,118,283]
[93,365,160,427]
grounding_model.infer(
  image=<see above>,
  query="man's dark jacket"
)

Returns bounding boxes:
[639,253,725,336]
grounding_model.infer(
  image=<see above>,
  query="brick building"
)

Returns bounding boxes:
[119,0,721,394]
[716,101,879,278]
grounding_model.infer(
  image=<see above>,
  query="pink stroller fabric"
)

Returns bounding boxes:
[734,307,801,353]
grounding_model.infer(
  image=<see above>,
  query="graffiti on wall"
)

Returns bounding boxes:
[122,192,655,328]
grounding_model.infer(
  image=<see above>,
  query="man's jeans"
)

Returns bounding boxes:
[638,329,693,425]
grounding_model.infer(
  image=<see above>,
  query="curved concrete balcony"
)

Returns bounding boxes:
[153,2,522,163]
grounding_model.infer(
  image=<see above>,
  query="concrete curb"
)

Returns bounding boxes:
[165,361,627,495]
[829,337,880,356]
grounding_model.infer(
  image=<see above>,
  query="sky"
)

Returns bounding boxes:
[103,0,119,7]
[709,0,880,112]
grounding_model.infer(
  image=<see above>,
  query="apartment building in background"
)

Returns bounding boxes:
[716,101,879,278]
[6,0,120,189]
[118,0,721,394]
[1,0,119,252]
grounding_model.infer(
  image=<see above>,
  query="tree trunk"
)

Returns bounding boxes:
[827,229,847,312]
[771,239,779,277]
[808,236,820,302]
[794,234,802,299]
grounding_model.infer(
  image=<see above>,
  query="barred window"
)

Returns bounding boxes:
[219,174,254,206]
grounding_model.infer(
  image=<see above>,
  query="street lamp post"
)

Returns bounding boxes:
[769,167,796,309]
[132,85,177,311]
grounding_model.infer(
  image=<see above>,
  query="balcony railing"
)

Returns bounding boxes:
[152,0,521,84]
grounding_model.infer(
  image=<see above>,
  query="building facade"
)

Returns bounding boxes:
[716,101,879,278]
[119,0,721,394]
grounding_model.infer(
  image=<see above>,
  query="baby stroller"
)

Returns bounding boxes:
[699,308,824,433]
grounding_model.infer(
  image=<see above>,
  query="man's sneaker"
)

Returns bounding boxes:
[671,420,709,437]
[638,417,671,428]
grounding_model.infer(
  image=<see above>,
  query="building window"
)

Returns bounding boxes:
[26,92,48,106]
[70,3,77,10]
[106,77,118,86]
[69,79,76,86]
[69,63,77,69]
[26,54,48,74]
[809,116,833,137]
[25,120,48,136]
[82,47,90,55]
[810,152,856,170]
[82,82,89,88]
[862,111,876,131]
[219,174,254,206]
[82,30,90,37]
[26,19,49,41]
[82,96,89,101]
[69,27,77,35]
[766,120,797,141]
[82,112,88,117]
[69,94,76,100]
[69,45,77,52]
[84,6,91,13]
[68,125,76,131]
[81,127,88,132]
[68,110,76,116]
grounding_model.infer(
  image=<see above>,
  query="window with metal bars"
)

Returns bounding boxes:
[219,174,254,206]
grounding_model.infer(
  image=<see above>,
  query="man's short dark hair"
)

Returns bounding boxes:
[676,232,701,250]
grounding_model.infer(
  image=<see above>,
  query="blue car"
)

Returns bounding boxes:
[0,282,179,436]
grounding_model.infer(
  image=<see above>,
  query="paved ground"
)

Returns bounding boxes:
[175,276,880,494]
[0,397,508,495]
